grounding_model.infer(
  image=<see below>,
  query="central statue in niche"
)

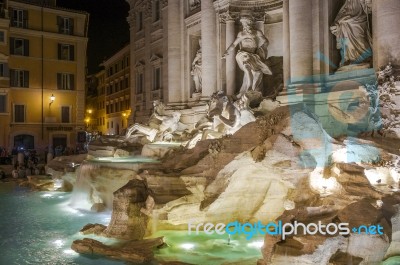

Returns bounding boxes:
[223,16,272,98]
[330,0,372,72]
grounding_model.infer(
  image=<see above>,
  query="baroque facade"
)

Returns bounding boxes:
[126,0,400,134]
[0,0,89,152]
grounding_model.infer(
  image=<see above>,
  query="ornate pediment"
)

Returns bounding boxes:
[150,54,163,67]
[135,61,145,72]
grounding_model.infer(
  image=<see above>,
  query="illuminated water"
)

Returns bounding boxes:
[0,183,123,265]
[0,183,263,265]
[87,156,159,164]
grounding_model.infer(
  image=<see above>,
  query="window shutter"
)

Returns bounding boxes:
[57,43,61,59]
[23,10,28,28]
[69,18,74,35]
[70,74,75,90]
[10,37,14,54]
[9,8,14,26]
[70,45,74,61]
[4,63,9,77]
[23,71,29,88]
[57,16,62,33]
[57,73,61,89]
[23,39,29,56]
[9,69,15,86]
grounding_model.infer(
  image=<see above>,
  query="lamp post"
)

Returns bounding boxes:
[50,94,55,104]
[84,117,90,130]
[49,94,55,116]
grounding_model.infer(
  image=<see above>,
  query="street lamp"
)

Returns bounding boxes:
[49,94,55,106]
[84,117,90,130]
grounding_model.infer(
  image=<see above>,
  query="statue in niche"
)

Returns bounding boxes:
[189,0,201,11]
[330,0,372,72]
[223,16,272,98]
[191,39,202,94]
[125,100,181,142]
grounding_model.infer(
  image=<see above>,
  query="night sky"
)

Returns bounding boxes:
[57,0,130,74]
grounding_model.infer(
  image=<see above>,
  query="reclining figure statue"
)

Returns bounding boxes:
[125,100,182,142]
[186,90,256,148]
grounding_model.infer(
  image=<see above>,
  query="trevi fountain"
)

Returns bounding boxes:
[2,0,400,264]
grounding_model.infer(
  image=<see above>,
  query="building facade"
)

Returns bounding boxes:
[126,0,400,135]
[103,45,131,136]
[0,0,89,153]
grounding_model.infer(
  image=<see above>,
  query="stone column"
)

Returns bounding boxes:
[373,0,400,69]
[225,16,236,96]
[288,0,313,83]
[167,0,182,102]
[282,0,290,89]
[201,0,217,96]
[127,8,135,125]
[254,12,266,34]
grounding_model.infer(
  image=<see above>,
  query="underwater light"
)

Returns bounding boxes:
[180,243,195,250]
[247,241,264,248]
[63,249,78,255]
[53,239,64,248]
[41,193,53,198]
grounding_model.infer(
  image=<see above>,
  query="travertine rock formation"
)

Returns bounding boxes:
[103,179,151,240]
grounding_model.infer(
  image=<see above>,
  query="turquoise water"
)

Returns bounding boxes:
[153,230,263,265]
[0,183,263,265]
[0,183,123,265]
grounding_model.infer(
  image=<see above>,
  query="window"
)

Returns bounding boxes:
[57,73,74,90]
[57,16,74,35]
[0,63,9,77]
[10,69,29,87]
[61,106,70,123]
[11,9,28,28]
[153,67,161,90]
[115,82,119,92]
[58,44,74,61]
[125,77,129,88]
[154,0,161,22]
[14,104,25,122]
[102,117,105,126]
[0,95,6,113]
[136,72,143,94]
[137,11,143,31]
[10,38,29,56]
[125,99,130,110]
[107,122,109,129]
[0,31,5,44]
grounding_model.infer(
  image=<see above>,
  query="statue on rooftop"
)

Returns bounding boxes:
[222,16,272,98]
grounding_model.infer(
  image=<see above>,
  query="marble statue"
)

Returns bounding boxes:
[187,91,242,148]
[234,94,256,126]
[330,0,372,71]
[223,16,272,98]
[125,100,181,142]
[191,39,202,94]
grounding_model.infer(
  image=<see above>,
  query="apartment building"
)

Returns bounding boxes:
[0,0,89,152]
